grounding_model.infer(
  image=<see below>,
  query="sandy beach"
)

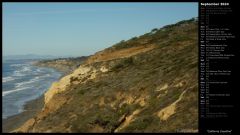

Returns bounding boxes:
[2,95,44,133]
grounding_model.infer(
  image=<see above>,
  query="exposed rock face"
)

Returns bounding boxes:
[15,18,198,133]
[44,65,92,104]
[157,90,187,121]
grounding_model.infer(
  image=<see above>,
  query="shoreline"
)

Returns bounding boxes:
[2,60,75,133]
[3,61,66,133]
[2,95,44,133]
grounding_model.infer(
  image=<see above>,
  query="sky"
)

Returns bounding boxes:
[3,2,198,57]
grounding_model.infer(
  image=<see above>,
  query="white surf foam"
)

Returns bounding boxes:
[2,86,33,96]
[15,76,41,88]
[2,76,15,83]
[40,74,51,78]
[21,66,31,72]
[10,64,24,67]
[13,71,25,77]
[12,65,32,77]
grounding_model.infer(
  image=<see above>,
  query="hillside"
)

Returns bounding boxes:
[34,56,89,74]
[15,18,198,133]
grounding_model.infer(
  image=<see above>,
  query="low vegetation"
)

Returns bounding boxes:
[16,18,198,133]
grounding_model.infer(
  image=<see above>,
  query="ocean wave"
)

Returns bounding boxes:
[36,68,46,73]
[10,63,28,67]
[41,74,51,78]
[10,64,23,67]
[2,76,15,83]
[15,76,41,88]
[12,66,32,77]
[2,86,33,96]
[21,66,31,72]
[13,71,25,77]
[36,68,42,72]
[32,69,43,75]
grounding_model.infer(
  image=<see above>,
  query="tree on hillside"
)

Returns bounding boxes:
[151,28,158,32]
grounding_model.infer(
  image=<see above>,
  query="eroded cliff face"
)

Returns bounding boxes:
[15,18,198,133]
[44,65,93,104]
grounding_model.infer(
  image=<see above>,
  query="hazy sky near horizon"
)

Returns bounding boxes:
[3,3,198,57]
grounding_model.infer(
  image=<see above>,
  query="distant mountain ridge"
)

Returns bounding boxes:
[3,54,58,60]
[3,54,79,60]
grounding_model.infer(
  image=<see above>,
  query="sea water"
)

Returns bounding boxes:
[2,59,62,119]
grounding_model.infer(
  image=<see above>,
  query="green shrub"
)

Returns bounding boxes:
[111,58,134,71]
[70,77,79,83]
[151,28,158,32]
[171,35,191,42]
[123,115,154,131]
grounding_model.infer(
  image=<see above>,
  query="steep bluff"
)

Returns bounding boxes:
[34,56,88,74]
[15,18,198,133]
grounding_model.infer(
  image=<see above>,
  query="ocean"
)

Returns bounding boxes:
[2,59,62,119]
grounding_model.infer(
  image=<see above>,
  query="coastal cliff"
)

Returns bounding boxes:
[15,18,198,133]
[34,56,88,74]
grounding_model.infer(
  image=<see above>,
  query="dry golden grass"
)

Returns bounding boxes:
[85,44,156,64]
